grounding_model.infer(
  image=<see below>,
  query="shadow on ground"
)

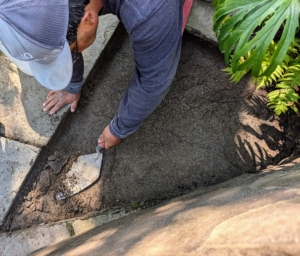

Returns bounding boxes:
[2,27,290,231]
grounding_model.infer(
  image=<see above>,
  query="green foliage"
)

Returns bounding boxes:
[212,0,226,6]
[66,221,75,236]
[267,65,300,115]
[212,0,300,115]
[213,0,300,76]
[224,40,287,87]
[130,202,140,210]
[253,41,287,88]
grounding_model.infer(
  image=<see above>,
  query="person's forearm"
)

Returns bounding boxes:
[109,41,182,139]
[104,0,182,139]
[64,79,85,94]
[109,73,171,139]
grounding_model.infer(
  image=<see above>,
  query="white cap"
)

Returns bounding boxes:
[0,0,72,90]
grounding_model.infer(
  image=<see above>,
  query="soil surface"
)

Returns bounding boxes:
[2,25,299,231]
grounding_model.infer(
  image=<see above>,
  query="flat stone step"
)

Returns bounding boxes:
[0,138,40,226]
[186,0,217,44]
[28,159,300,256]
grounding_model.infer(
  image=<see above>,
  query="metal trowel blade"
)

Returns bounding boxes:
[56,151,103,200]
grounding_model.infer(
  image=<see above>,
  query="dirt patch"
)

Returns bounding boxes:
[2,26,297,231]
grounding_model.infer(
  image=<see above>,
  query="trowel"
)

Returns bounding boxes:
[56,144,104,200]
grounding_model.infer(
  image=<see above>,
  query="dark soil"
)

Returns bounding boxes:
[2,25,299,231]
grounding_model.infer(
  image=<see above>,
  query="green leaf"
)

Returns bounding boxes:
[213,0,300,77]
[263,2,300,76]
[277,64,300,88]
[290,103,299,114]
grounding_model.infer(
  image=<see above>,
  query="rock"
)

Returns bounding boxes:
[40,170,51,187]
[36,200,44,212]
[48,161,58,171]
[90,197,101,210]
[47,155,56,161]
[42,196,54,214]
[48,156,68,175]
[36,170,51,194]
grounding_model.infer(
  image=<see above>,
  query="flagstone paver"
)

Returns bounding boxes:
[0,223,70,256]
[29,161,300,256]
[0,137,40,225]
[186,0,217,44]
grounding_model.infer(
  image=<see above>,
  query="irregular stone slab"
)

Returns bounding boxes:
[72,210,130,236]
[0,14,119,147]
[0,137,40,225]
[0,206,136,256]
[250,157,300,190]
[186,0,217,44]
[30,163,300,256]
[0,223,70,256]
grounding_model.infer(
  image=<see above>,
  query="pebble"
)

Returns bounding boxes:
[48,155,56,161]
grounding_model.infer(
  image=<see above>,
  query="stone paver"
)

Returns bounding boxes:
[0,206,135,256]
[0,137,40,225]
[0,223,70,256]
[72,210,130,236]
[2,159,300,256]
[29,160,300,256]
[186,0,217,44]
[0,14,119,148]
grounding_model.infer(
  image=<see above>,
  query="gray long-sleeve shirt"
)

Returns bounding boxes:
[66,0,183,139]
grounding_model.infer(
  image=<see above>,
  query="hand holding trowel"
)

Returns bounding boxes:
[56,144,104,200]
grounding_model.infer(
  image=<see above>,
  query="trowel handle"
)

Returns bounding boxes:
[96,144,104,153]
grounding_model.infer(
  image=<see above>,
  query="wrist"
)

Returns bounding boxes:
[109,119,127,139]
[64,78,85,94]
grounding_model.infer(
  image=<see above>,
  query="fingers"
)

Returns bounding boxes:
[43,100,58,112]
[98,127,110,149]
[98,134,105,148]
[43,91,81,115]
[70,100,78,113]
[46,90,56,98]
[70,92,81,112]
[43,91,58,111]
[98,126,122,150]
[99,141,106,148]
[49,100,66,115]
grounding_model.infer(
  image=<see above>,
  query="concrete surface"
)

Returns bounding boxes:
[29,158,300,256]
[0,138,40,225]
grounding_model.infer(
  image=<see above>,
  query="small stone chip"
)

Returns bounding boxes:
[48,155,56,161]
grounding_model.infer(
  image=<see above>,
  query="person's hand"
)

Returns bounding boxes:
[43,90,81,115]
[98,125,122,149]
